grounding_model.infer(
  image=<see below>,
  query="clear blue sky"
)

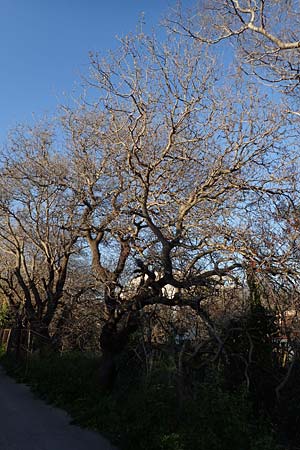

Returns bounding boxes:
[0,0,173,143]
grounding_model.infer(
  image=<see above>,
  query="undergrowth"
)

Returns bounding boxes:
[0,350,280,450]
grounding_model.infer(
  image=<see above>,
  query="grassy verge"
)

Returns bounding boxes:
[0,351,280,450]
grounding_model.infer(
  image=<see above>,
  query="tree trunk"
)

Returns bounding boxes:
[98,315,139,390]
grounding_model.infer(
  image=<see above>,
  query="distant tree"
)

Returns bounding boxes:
[0,123,82,344]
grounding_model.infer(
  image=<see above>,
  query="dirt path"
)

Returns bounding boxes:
[0,367,117,450]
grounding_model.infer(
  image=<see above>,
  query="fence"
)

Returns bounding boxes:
[0,328,12,351]
[0,327,51,357]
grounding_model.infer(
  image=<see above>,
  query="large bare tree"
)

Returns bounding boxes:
[59,31,296,385]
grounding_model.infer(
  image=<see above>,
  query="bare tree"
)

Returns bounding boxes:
[59,31,296,386]
[0,123,81,344]
[0,20,295,391]
[168,1,300,95]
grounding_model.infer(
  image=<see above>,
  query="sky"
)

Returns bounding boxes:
[0,0,173,144]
